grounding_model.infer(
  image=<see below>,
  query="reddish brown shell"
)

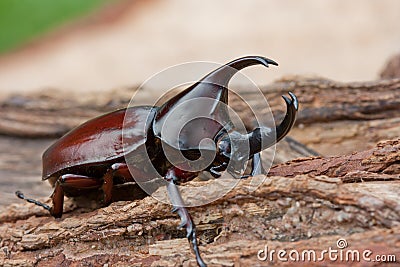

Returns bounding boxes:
[42,106,157,180]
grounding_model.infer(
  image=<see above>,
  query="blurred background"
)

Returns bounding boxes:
[0,0,399,96]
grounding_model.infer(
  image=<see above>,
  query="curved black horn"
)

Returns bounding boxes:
[200,56,278,90]
[157,56,278,113]
[276,92,298,142]
[248,92,298,156]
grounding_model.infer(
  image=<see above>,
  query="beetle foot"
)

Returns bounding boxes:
[172,206,207,267]
[188,228,207,267]
[166,169,207,266]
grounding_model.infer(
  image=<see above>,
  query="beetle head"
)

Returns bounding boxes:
[213,130,250,178]
[213,91,299,178]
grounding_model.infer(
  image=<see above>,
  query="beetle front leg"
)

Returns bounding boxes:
[250,152,265,176]
[165,168,207,267]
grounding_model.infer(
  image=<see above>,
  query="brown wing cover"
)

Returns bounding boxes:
[42,106,156,179]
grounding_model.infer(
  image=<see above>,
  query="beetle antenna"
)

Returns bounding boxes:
[15,191,51,211]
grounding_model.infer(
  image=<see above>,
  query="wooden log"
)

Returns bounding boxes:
[1,77,399,136]
[269,138,400,181]
[1,77,399,156]
[0,88,136,138]
[0,138,399,266]
[257,77,400,156]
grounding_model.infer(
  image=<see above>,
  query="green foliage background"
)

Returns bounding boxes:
[0,0,107,53]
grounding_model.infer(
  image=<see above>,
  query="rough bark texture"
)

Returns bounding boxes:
[269,139,400,182]
[0,138,399,266]
[254,77,400,156]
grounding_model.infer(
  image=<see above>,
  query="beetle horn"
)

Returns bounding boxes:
[198,56,278,105]
[200,56,278,90]
[153,56,278,150]
[247,92,299,156]
[157,56,278,113]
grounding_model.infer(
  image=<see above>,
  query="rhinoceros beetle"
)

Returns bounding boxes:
[16,56,298,267]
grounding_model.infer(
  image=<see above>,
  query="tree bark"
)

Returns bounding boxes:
[0,138,399,266]
[269,138,399,182]
[1,77,399,156]
[233,76,400,156]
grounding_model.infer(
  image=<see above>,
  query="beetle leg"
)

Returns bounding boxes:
[58,174,103,188]
[50,179,64,218]
[51,174,103,218]
[102,169,113,206]
[102,163,132,205]
[250,152,265,176]
[172,205,206,267]
[110,163,132,181]
[209,168,222,178]
[165,168,207,267]
[240,153,265,179]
